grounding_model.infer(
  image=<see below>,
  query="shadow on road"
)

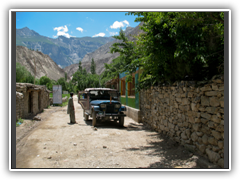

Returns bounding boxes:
[122,123,220,169]
[67,123,78,125]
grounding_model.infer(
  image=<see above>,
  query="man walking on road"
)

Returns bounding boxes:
[67,92,77,124]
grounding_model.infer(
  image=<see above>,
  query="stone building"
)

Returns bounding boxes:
[16,83,51,120]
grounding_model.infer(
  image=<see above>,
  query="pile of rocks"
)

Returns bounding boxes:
[33,116,42,121]
[140,75,224,168]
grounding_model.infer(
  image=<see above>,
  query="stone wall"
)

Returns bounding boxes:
[124,105,142,123]
[140,75,224,168]
[16,92,24,120]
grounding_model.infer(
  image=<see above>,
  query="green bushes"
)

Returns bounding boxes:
[16,62,34,83]
[16,118,24,127]
[127,12,224,89]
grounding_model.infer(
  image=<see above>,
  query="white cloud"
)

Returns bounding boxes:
[92,33,105,37]
[76,27,83,32]
[53,25,73,38]
[123,20,129,26]
[54,25,68,32]
[110,20,130,29]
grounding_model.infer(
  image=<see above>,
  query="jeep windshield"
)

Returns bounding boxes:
[89,90,118,101]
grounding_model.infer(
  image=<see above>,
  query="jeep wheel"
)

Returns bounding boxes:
[83,110,89,120]
[92,111,97,127]
[85,114,89,121]
[119,115,124,127]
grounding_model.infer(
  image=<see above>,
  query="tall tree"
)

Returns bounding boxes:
[57,77,67,91]
[90,58,96,74]
[65,72,68,81]
[78,61,82,73]
[109,28,137,82]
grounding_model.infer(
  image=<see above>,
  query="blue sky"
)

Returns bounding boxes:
[16,11,140,38]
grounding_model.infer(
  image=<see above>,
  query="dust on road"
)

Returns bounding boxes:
[16,95,218,169]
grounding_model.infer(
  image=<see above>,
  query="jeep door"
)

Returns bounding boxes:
[78,91,90,110]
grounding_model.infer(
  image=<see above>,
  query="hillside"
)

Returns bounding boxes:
[16,46,67,81]
[16,27,114,68]
[64,23,144,77]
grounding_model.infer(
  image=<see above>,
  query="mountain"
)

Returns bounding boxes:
[16,27,114,68]
[64,23,144,77]
[16,46,67,81]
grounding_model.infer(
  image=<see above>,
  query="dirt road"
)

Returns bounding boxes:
[16,95,219,169]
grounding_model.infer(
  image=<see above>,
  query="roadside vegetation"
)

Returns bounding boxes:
[16,118,24,127]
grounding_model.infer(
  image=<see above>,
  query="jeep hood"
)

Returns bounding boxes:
[90,100,120,105]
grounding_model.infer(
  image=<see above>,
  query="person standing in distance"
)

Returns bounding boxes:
[67,92,77,124]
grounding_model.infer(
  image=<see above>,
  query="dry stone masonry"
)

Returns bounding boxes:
[16,83,51,120]
[140,75,224,168]
[16,92,24,120]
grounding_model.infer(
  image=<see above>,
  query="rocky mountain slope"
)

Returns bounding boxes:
[16,27,114,68]
[16,46,67,81]
[64,23,144,77]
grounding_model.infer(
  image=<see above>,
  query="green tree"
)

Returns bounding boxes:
[72,71,84,91]
[90,58,96,74]
[78,61,82,72]
[16,62,34,83]
[110,28,136,67]
[109,28,137,83]
[71,66,100,91]
[101,56,125,85]
[66,81,74,93]
[65,72,68,81]
[16,62,27,82]
[57,77,67,91]
[126,12,224,89]
[40,76,51,86]
[25,72,34,83]
[35,78,40,85]
[46,79,56,90]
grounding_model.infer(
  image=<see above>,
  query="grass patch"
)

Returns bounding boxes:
[16,118,24,127]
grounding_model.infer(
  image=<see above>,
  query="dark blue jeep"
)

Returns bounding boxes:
[78,88,126,127]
